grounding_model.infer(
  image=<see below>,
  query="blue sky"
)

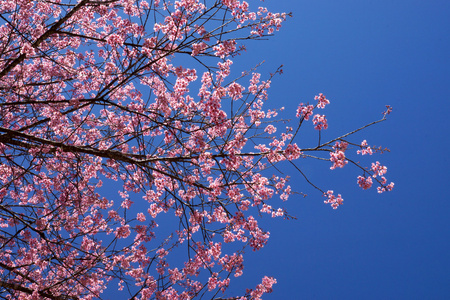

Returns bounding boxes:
[223,1,450,299]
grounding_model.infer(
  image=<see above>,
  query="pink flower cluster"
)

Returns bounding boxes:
[191,42,208,56]
[248,276,277,300]
[106,33,125,46]
[371,161,387,177]
[356,161,394,192]
[313,114,328,130]
[213,40,237,58]
[371,161,394,193]
[330,144,348,170]
[315,93,330,108]
[378,181,395,193]
[357,140,373,155]
[357,176,373,190]
[284,143,302,160]
[296,103,314,120]
[227,82,244,100]
[324,190,344,209]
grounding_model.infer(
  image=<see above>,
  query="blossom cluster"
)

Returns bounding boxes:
[324,190,344,209]
[330,141,349,170]
[356,141,394,193]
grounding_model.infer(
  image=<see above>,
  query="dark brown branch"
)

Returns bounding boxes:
[0,279,78,300]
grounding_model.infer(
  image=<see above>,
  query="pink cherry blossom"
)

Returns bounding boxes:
[357,140,373,155]
[371,161,388,177]
[315,93,330,108]
[324,190,344,209]
[378,182,395,193]
[330,150,348,169]
[357,176,373,190]
[296,103,314,120]
[313,114,328,130]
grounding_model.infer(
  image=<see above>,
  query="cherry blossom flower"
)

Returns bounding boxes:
[330,150,348,169]
[357,176,373,190]
[313,114,328,130]
[315,93,330,108]
[357,140,373,155]
[324,190,344,209]
[296,103,314,120]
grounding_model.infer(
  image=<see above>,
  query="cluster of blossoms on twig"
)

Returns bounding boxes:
[356,140,394,193]
[292,95,394,209]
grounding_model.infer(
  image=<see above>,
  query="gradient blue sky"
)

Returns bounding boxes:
[224,1,450,299]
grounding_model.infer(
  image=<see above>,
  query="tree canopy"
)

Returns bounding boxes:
[0,0,393,299]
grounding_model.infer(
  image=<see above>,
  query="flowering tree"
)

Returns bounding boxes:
[0,0,394,299]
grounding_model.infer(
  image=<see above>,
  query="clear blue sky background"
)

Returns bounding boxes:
[224,1,450,299]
